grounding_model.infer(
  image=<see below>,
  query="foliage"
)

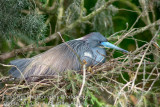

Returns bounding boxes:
[0,0,46,44]
[92,0,118,35]
[0,0,160,106]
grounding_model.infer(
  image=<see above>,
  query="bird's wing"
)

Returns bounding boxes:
[22,41,83,80]
[9,58,32,78]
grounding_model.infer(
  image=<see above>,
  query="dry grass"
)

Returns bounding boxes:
[0,0,160,106]
[0,30,160,106]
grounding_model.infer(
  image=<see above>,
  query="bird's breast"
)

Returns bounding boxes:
[84,52,93,58]
[81,47,106,67]
[91,47,106,65]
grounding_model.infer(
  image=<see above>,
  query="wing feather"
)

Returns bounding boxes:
[22,40,86,81]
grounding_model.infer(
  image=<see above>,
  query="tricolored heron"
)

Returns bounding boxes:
[9,32,128,81]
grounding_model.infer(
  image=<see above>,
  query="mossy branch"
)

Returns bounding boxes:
[0,19,160,61]
[34,0,56,15]
[108,19,160,41]
[0,0,118,60]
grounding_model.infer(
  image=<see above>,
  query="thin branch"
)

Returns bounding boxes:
[55,0,64,30]
[34,0,56,15]
[1,19,159,61]
[82,0,118,21]
[108,19,160,41]
[80,0,84,17]
[76,61,86,107]
[0,63,29,87]
[0,0,118,61]
[0,46,52,60]
[131,27,160,90]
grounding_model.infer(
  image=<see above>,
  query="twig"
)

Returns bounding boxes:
[0,0,118,61]
[0,46,52,60]
[55,0,64,30]
[0,63,29,86]
[114,81,132,105]
[131,27,160,90]
[80,0,84,17]
[34,0,56,15]
[89,79,115,96]
[108,19,160,42]
[76,61,86,107]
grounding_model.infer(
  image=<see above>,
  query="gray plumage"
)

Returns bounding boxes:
[9,32,107,81]
[9,32,128,81]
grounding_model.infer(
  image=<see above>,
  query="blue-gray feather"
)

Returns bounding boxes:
[9,58,32,77]
[9,32,127,81]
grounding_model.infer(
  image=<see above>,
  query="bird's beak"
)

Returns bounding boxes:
[101,42,129,53]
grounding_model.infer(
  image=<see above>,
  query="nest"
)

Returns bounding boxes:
[0,39,160,106]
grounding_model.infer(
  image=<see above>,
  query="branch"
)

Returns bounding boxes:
[0,0,118,61]
[34,0,56,15]
[82,0,118,21]
[0,46,52,61]
[108,19,160,41]
[131,27,160,90]
[76,61,86,107]
[119,0,157,36]
[1,17,160,61]
[55,0,64,30]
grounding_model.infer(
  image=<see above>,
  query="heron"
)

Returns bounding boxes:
[9,32,128,81]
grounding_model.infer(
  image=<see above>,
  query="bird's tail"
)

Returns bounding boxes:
[9,58,32,78]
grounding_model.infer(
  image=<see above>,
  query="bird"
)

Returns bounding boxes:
[9,32,128,81]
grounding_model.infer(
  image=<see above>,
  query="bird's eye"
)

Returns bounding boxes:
[98,41,102,44]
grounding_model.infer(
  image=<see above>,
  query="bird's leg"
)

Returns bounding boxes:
[82,60,93,74]
[87,66,93,74]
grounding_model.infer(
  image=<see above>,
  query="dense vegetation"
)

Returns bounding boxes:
[0,0,160,106]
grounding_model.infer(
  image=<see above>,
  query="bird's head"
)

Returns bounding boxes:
[80,32,128,53]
